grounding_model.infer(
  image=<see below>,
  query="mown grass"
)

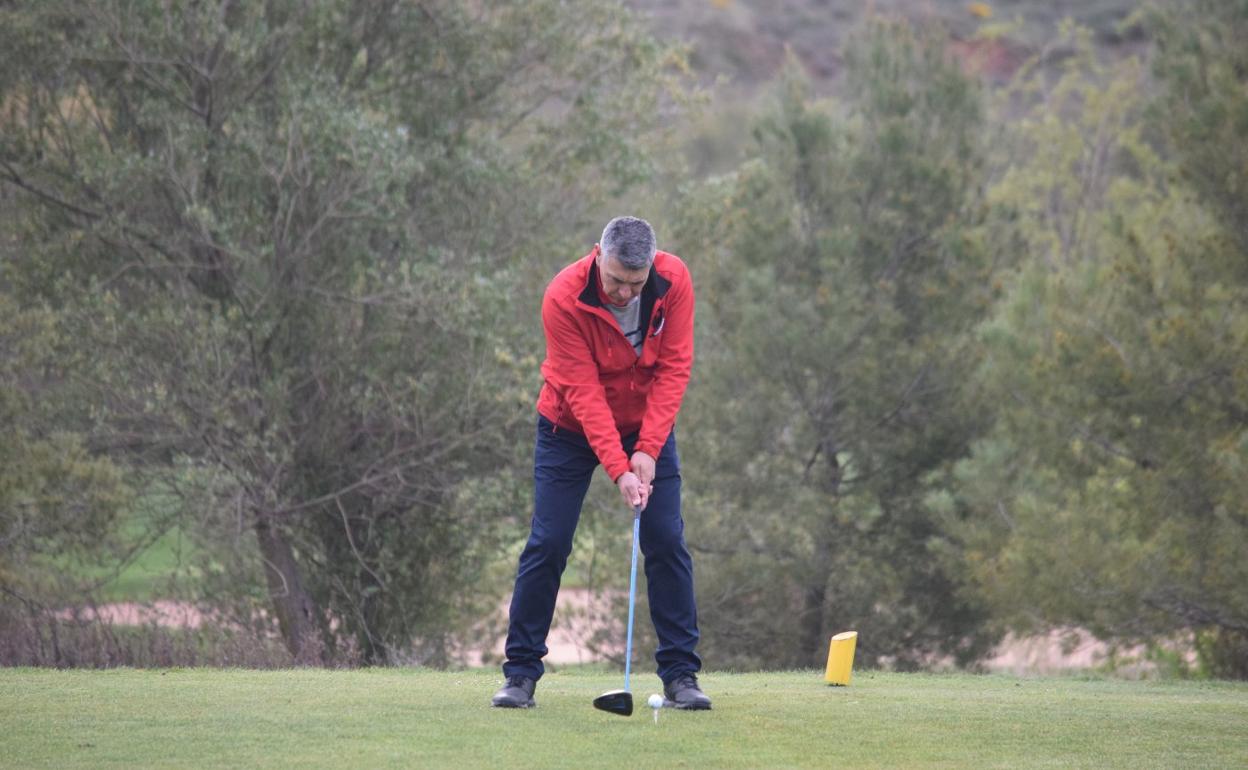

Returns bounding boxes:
[32,492,204,603]
[95,525,200,602]
[2,668,1245,769]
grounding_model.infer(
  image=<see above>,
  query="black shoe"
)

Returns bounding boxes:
[663,673,712,710]
[491,675,536,708]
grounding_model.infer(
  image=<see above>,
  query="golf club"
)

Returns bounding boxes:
[592,503,642,717]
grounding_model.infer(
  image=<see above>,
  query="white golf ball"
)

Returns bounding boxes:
[647,693,664,709]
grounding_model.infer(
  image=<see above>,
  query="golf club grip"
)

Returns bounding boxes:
[624,512,640,692]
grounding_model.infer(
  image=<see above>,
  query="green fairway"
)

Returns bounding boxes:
[1,668,1245,769]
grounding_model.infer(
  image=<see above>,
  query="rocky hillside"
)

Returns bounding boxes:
[626,0,1149,89]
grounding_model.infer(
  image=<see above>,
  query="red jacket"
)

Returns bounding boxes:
[536,246,695,481]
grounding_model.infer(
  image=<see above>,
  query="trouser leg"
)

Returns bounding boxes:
[502,417,596,681]
[631,429,702,683]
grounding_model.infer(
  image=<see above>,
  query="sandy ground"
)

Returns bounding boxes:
[55,591,620,666]
[978,629,1175,677]
[58,594,1165,674]
[56,600,216,629]
[484,587,624,667]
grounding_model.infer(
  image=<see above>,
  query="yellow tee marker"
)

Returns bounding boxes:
[825,631,858,686]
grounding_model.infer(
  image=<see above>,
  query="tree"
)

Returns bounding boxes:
[934,12,1248,678]
[673,19,997,670]
[0,293,134,599]
[0,0,684,664]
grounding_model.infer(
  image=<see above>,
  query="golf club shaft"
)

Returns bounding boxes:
[624,505,641,692]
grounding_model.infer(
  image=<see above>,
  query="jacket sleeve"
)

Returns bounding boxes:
[541,292,632,481]
[635,269,694,459]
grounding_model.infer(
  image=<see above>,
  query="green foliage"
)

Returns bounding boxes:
[674,18,998,670]
[936,12,1248,677]
[5,0,1244,678]
[0,293,134,599]
[1149,0,1248,257]
[0,0,685,663]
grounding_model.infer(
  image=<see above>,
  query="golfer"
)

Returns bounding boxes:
[492,216,710,710]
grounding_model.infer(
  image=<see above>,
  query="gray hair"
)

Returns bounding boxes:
[600,216,656,271]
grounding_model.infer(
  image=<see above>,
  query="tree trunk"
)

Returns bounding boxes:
[254,515,325,665]
[801,520,837,667]
[800,445,843,666]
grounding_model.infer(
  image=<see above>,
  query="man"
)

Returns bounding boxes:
[491,216,710,710]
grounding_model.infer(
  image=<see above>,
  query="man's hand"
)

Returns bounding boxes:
[630,451,656,488]
[616,471,649,511]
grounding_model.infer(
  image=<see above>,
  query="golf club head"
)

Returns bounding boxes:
[592,689,634,717]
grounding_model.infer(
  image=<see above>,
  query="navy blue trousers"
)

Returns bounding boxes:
[501,415,701,684]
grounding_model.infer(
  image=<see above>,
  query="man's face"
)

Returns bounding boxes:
[597,250,649,307]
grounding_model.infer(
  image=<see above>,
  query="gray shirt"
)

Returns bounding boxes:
[607,298,643,357]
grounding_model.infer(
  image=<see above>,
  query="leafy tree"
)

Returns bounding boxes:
[0,0,683,664]
[0,294,134,602]
[673,19,998,670]
[934,12,1248,678]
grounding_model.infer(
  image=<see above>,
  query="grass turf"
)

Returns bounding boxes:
[2,668,1246,768]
